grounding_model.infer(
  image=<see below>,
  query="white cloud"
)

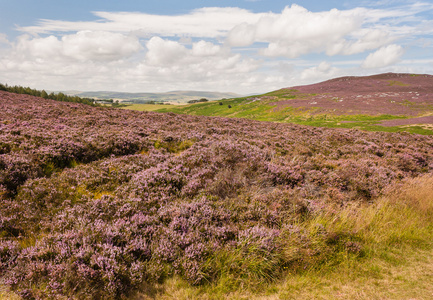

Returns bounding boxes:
[230,5,362,45]
[229,5,365,57]
[14,3,433,61]
[300,61,339,81]
[226,4,402,58]
[0,34,263,94]
[362,44,405,68]
[326,29,395,56]
[61,31,142,61]
[10,31,142,62]
[145,37,188,66]
[143,37,258,77]
[18,8,266,38]
[226,23,256,47]
[192,40,223,57]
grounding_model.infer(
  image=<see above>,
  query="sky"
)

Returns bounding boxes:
[0,0,432,94]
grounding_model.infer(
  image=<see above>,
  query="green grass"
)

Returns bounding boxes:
[149,97,433,135]
[120,103,175,111]
[387,80,410,87]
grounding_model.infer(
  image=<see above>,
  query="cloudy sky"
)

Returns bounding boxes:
[0,0,432,94]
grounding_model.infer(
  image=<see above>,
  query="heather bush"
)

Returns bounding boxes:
[1,91,433,298]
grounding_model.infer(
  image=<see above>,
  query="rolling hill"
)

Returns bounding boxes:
[69,90,240,103]
[155,73,433,134]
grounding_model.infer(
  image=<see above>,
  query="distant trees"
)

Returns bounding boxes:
[0,83,98,106]
[41,90,49,99]
[187,98,209,104]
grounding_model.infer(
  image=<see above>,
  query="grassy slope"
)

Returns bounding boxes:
[146,89,433,135]
[130,175,433,299]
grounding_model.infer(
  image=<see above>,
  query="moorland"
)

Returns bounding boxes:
[152,73,433,135]
[1,73,433,299]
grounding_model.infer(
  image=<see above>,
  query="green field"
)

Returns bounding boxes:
[120,103,174,111]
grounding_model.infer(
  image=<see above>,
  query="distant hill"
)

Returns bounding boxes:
[68,90,240,103]
[154,73,433,135]
[275,72,433,116]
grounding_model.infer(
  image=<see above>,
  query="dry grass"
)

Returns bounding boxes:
[129,248,433,300]
[130,175,433,300]
[0,285,20,300]
[273,246,433,300]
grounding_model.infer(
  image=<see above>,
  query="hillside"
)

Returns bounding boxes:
[1,90,433,299]
[70,90,240,104]
[155,73,433,134]
[276,73,433,116]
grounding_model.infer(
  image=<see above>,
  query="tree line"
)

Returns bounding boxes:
[0,83,98,106]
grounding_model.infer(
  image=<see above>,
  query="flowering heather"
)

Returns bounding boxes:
[272,73,433,115]
[1,90,433,299]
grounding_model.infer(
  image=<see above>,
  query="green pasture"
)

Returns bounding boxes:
[120,103,173,111]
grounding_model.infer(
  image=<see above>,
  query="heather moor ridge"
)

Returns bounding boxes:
[1,85,433,299]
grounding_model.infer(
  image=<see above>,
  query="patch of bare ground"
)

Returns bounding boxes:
[271,73,433,116]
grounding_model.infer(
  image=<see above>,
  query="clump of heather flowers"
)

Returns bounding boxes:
[1,90,433,299]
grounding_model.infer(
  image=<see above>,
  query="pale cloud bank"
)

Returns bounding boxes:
[13,31,142,62]
[18,8,266,38]
[0,3,432,93]
[301,62,339,81]
[362,44,405,68]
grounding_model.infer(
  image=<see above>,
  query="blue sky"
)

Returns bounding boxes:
[0,0,432,94]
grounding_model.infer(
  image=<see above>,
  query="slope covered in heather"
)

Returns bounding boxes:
[1,90,433,299]
[155,73,433,134]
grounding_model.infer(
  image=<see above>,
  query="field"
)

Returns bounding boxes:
[1,88,433,299]
[120,103,175,112]
[151,73,433,135]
